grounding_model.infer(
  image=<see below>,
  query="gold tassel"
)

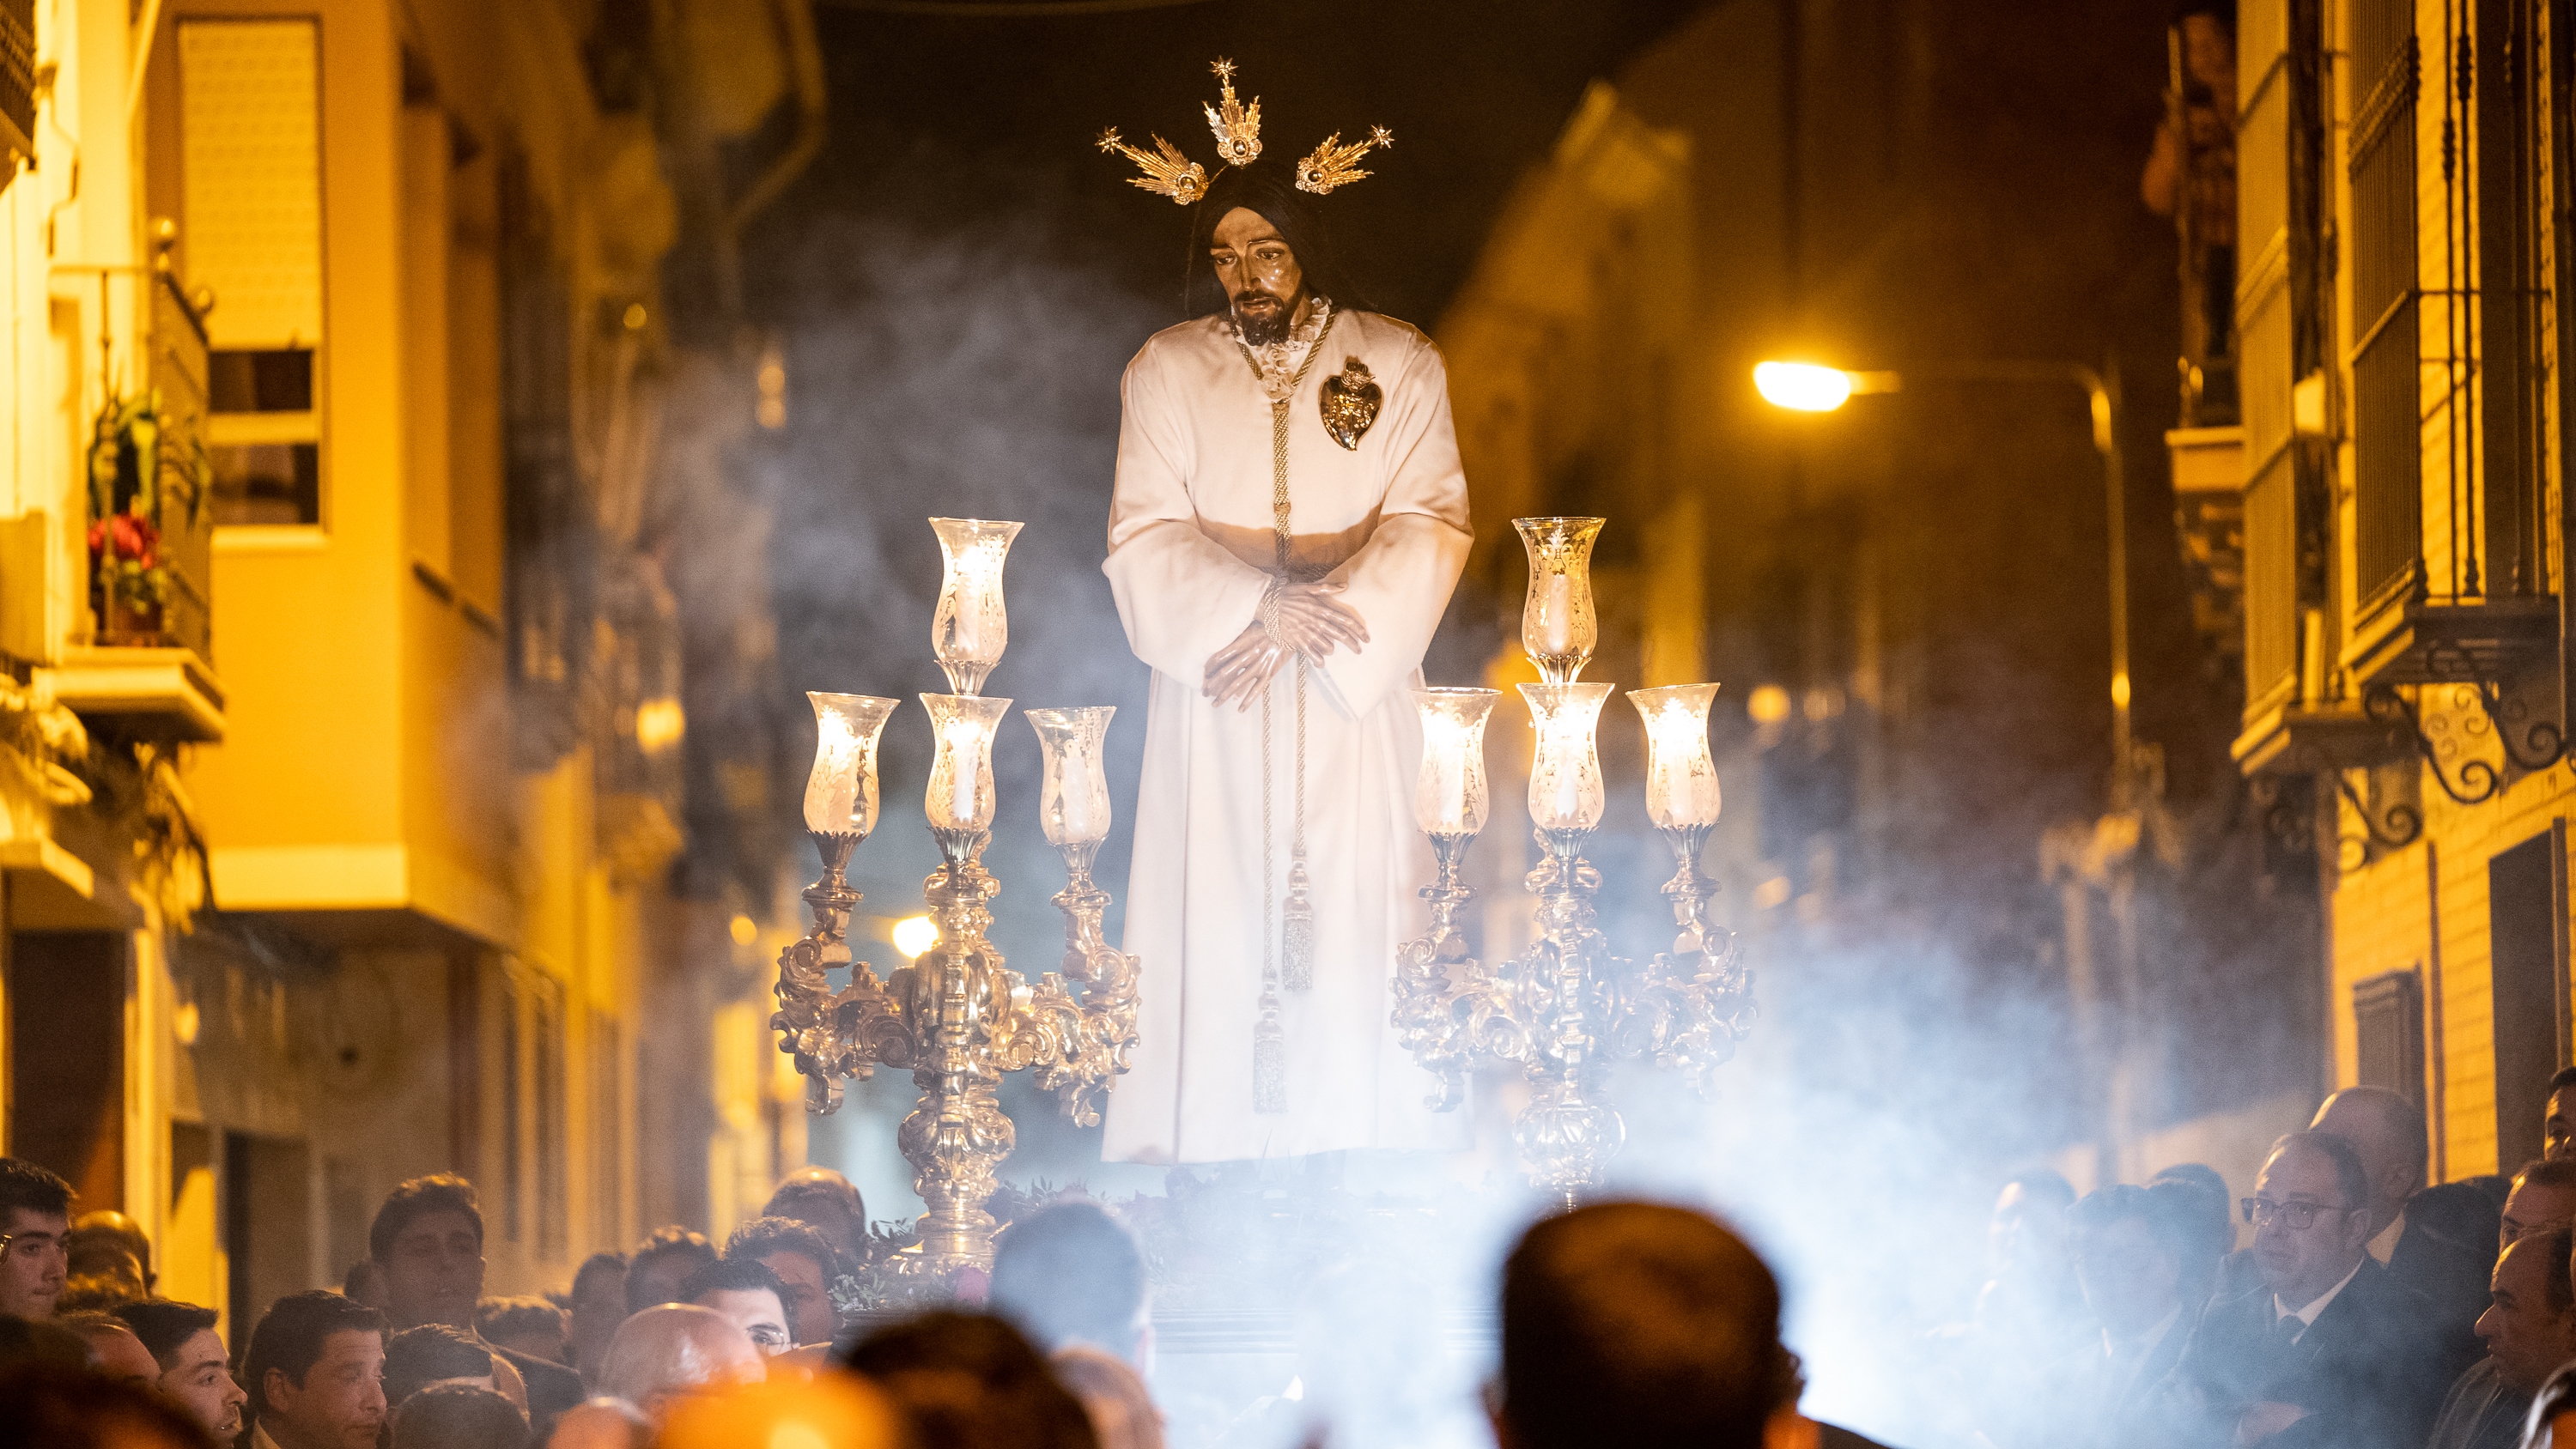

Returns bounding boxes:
[1254,990,1287,1113]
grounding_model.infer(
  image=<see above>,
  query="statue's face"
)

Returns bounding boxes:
[1211,205,1304,346]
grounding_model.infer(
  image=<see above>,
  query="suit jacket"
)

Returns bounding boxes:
[2426,1358,2527,1449]
[495,1343,583,1441]
[2389,1179,2506,1390]
[2167,1257,2451,1449]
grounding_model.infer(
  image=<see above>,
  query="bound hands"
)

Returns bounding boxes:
[1203,581,1369,712]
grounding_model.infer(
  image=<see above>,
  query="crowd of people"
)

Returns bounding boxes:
[15,1076,2576,1448]
[1925,1078,2576,1449]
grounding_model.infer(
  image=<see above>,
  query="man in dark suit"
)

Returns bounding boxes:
[369,1174,584,1440]
[2167,1131,2451,1449]
[2313,1085,2498,1384]
[2050,1182,2204,1448]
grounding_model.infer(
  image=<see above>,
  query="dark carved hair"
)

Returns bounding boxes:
[1500,1203,1797,1449]
[841,1310,1097,1449]
[370,1175,484,1264]
[989,1202,1146,1361]
[726,1216,842,1282]
[1182,158,1373,319]
[0,1156,74,1222]
[383,1324,492,1409]
[244,1290,384,1429]
[113,1300,221,1372]
[390,1383,530,1449]
[2270,1130,2373,1211]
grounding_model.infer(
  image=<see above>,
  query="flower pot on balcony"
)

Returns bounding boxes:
[101,598,167,648]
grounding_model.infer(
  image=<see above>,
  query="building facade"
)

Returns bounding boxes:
[0,0,815,1331]
[2221,0,2576,1179]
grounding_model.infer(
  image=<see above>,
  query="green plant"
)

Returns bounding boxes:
[86,390,210,621]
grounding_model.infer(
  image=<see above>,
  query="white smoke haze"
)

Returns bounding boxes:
[745,152,2287,1449]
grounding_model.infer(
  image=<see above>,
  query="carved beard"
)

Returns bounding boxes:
[1231,288,1295,348]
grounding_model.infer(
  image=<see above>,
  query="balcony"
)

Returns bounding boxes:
[2342,592,2561,689]
[41,647,226,743]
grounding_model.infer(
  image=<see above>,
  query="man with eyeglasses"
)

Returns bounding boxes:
[2168,1131,2449,1449]
[0,1155,73,1319]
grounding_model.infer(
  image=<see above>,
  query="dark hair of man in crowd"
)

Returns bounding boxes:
[679,1257,790,1307]
[368,1175,483,1264]
[0,1155,73,1218]
[627,1227,718,1314]
[2272,1129,2372,1209]
[384,1323,491,1409]
[0,1313,91,1372]
[2524,1221,2576,1317]
[843,1309,1097,1449]
[243,1289,386,1428]
[0,1362,214,1449]
[727,1216,841,1277]
[1181,158,1375,319]
[113,1299,221,1371]
[2518,1157,2576,1192]
[2004,1167,2077,1209]
[1500,1203,1799,1449]
[390,1382,529,1449]
[2552,1066,2576,1094]
[989,1201,1148,1361]
[476,1295,562,1343]
[572,1251,629,1298]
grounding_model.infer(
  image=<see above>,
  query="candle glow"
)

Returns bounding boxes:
[1412,688,1500,836]
[921,692,1012,834]
[1519,682,1612,834]
[1629,683,1724,829]
[802,693,899,839]
[1027,706,1117,847]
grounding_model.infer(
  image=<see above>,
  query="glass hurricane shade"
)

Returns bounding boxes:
[1520,682,1613,834]
[930,517,1024,694]
[922,693,1013,834]
[1412,687,1499,836]
[803,693,899,839]
[1513,517,1605,682]
[1026,706,1116,847]
[1628,683,1724,829]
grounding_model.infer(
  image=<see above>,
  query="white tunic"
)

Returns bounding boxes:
[1099,308,1473,1164]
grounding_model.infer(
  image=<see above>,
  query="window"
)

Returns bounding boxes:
[179,20,325,527]
[2346,0,2420,608]
[2352,967,2425,1103]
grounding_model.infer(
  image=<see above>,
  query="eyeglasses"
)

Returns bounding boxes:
[2241,1197,2354,1229]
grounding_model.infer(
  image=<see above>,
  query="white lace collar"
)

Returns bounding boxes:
[1230,297,1334,403]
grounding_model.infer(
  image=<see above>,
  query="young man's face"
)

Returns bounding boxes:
[379,1208,485,1329]
[697,1287,792,1355]
[0,1206,69,1318]
[161,1326,248,1440]
[756,1248,835,1348]
[264,1328,386,1449]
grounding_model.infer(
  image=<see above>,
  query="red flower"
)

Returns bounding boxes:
[101,513,158,567]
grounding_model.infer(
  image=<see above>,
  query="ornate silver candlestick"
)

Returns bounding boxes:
[771,518,1139,1276]
[1392,519,1753,1208]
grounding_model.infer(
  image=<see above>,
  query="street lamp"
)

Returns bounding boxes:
[1753,359,2135,812]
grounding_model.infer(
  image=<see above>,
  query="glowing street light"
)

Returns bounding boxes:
[1752,354,2136,814]
[1753,361,1854,410]
[1752,361,1902,412]
[890,914,939,960]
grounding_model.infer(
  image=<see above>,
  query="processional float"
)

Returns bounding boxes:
[774,514,1757,1271]
[770,518,1139,1275]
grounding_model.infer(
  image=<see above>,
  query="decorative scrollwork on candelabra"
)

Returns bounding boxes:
[1391,525,1757,1209]
[769,524,1140,1276]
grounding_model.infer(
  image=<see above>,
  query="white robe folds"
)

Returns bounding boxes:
[1099,308,1473,1164]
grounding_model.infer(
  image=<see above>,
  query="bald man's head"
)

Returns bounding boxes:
[2312,1087,2429,1234]
[595,1304,766,1426]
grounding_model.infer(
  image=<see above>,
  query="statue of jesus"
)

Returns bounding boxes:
[1094,69,1472,1164]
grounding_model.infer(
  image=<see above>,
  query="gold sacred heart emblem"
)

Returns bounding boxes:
[1319,356,1382,450]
